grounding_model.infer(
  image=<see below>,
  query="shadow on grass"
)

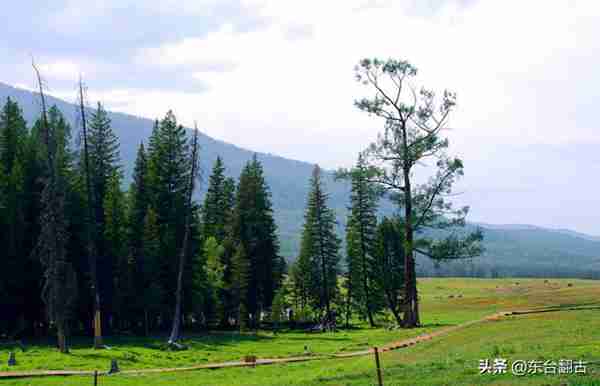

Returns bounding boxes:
[419,322,455,328]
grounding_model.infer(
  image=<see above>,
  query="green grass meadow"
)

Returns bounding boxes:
[3,278,600,385]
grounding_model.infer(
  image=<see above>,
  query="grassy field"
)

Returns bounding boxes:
[3,278,600,385]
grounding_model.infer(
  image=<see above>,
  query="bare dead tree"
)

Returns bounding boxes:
[167,124,200,347]
[32,60,72,353]
[77,78,104,349]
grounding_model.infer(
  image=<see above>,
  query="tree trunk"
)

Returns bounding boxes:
[93,308,103,348]
[383,289,402,326]
[402,155,420,328]
[144,309,149,337]
[167,256,185,343]
[345,279,351,329]
[167,127,199,345]
[78,80,104,349]
[57,322,68,354]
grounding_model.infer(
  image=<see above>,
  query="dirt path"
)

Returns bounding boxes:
[0,307,591,379]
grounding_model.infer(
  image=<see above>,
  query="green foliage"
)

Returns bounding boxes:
[205,237,226,289]
[146,111,190,312]
[270,285,288,326]
[375,217,405,325]
[344,154,383,326]
[232,156,283,323]
[297,165,341,321]
[354,56,483,326]
[203,157,233,243]
[141,208,164,318]
[232,244,250,330]
[104,170,133,327]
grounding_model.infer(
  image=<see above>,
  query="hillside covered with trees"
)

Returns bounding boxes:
[1,82,599,278]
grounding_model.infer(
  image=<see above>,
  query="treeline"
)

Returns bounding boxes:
[1,57,485,349]
[0,96,412,342]
[0,98,287,341]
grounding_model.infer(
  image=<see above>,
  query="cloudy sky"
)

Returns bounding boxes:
[2,0,600,234]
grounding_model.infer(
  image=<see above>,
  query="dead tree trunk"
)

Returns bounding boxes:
[78,79,104,349]
[33,61,70,354]
[167,125,199,346]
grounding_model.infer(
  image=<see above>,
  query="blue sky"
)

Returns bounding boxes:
[2,0,600,234]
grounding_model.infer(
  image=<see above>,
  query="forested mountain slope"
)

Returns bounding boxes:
[2,82,599,277]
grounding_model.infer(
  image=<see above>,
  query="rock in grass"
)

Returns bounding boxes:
[108,358,119,374]
[167,341,188,351]
[7,352,16,366]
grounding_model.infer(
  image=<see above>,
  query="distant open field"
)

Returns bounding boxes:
[3,278,600,385]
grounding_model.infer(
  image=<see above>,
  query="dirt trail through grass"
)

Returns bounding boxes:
[3,305,593,380]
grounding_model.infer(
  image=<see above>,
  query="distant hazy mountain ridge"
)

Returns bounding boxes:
[2,82,599,277]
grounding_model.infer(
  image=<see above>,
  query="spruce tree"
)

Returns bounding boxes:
[299,165,341,325]
[203,157,231,243]
[289,250,312,320]
[0,98,28,333]
[147,111,190,313]
[232,156,283,326]
[167,125,199,345]
[86,101,121,338]
[126,143,150,328]
[103,170,130,329]
[344,154,381,327]
[141,208,163,335]
[231,244,250,330]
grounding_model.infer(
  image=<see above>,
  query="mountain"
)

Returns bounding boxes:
[2,82,600,278]
[0,81,354,258]
[418,223,600,278]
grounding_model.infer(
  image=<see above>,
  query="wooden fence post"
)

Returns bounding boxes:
[93,370,98,386]
[374,347,383,386]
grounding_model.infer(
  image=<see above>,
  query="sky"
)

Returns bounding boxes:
[2,0,600,234]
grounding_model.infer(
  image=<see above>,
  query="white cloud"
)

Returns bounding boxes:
[130,0,600,169]
[39,59,93,81]
[17,0,600,232]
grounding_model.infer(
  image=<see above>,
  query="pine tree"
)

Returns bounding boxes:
[354,58,483,327]
[126,143,150,329]
[147,111,190,314]
[299,165,341,325]
[232,156,283,326]
[202,236,226,325]
[85,101,121,339]
[0,97,27,170]
[0,98,28,334]
[88,103,120,203]
[374,217,405,326]
[231,244,250,330]
[167,125,199,345]
[345,154,381,327]
[203,157,232,243]
[289,252,312,320]
[141,208,163,335]
[103,170,130,329]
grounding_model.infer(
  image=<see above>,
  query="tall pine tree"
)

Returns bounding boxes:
[298,165,341,325]
[345,154,381,327]
[0,97,28,335]
[231,156,283,327]
[147,111,190,316]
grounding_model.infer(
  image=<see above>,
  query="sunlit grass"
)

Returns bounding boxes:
[3,278,600,385]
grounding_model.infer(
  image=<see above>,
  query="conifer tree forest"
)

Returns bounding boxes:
[0,58,481,351]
